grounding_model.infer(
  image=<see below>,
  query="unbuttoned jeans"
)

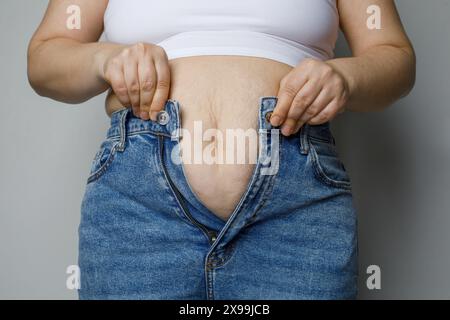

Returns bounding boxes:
[78,97,358,300]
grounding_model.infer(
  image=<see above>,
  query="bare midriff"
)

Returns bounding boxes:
[106,56,293,220]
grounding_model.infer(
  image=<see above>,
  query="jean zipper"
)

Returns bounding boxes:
[158,136,217,245]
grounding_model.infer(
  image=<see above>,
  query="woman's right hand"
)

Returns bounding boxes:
[100,43,171,121]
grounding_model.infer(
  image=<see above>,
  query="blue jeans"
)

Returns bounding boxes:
[78,97,358,300]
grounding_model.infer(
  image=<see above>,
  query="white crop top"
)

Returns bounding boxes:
[104,0,340,67]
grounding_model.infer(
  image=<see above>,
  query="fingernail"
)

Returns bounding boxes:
[282,125,292,136]
[271,115,282,126]
[150,111,158,121]
[140,111,149,120]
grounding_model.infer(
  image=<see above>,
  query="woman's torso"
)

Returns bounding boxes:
[105,0,335,220]
[106,56,291,219]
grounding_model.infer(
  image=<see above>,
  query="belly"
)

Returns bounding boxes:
[106,56,293,220]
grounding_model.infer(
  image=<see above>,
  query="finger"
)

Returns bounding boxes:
[282,80,322,136]
[308,98,341,125]
[292,89,333,134]
[109,66,131,109]
[123,59,141,116]
[149,49,171,121]
[298,88,333,126]
[272,73,308,127]
[138,54,156,120]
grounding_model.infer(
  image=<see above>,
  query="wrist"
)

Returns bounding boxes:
[325,59,357,101]
[93,43,124,83]
[343,70,357,102]
[93,46,109,83]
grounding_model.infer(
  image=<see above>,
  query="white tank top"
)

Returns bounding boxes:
[104,0,339,67]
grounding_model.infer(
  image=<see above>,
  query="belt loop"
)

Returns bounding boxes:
[299,124,309,155]
[116,108,129,152]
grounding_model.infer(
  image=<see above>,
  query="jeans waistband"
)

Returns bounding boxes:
[107,99,182,140]
[106,96,333,152]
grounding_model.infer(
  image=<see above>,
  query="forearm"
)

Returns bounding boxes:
[326,45,416,112]
[27,38,124,104]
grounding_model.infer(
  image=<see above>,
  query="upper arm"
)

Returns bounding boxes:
[337,0,414,56]
[29,0,108,47]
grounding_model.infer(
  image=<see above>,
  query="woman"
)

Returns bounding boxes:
[28,0,415,299]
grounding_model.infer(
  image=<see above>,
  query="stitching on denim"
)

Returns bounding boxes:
[204,130,272,262]
[203,99,277,270]
[242,126,282,207]
[171,99,182,140]
[86,141,119,184]
[243,135,282,228]
[309,134,335,144]
[108,129,173,140]
[206,269,215,300]
[213,242,237,270]
[207,162,264,255]
[309,138,352,190]
[156,136,212,241]
[92,146,106,164]
[236,153,273,225]
[117,109,128,152]
[86,108,128,183]
[300,125,310,154]
[311,151,351,189]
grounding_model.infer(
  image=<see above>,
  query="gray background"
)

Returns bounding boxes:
[0,0,449,299]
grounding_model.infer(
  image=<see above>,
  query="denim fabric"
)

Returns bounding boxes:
[78,96,358,300]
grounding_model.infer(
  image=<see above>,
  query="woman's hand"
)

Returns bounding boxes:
[272,58,352,136]
[100,43,171,121]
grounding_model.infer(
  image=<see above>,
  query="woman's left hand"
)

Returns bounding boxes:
[271,58,351,136]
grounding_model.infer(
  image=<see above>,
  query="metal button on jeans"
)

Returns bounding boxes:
[265,111,273,123]
[156,111,169,125]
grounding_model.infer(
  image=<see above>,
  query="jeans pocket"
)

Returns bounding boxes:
[307,127,352,190]
[87,138,120,184]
